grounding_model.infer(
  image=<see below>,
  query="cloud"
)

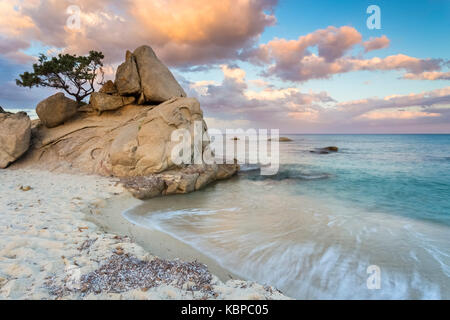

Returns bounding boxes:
[403,71,450,80]
[0,0,277,67]
[245,26,447,82]
[363,35,390,52]
[188,65,450,132]
[357,110,440,120]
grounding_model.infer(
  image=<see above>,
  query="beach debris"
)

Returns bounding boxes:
[78,238,97,251]
[310,146,339,154]
[114,247,124,255]
[47,254,215,298]
[78,226,89,232]
[19,185,32,191]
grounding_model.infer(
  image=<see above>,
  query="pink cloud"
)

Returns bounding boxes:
[403,71,450,80]
[363,35,390,52]
[0,0,277,67]
[246,27,447,82]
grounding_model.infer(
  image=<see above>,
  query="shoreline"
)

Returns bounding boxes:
[0,168,288,300]
[89,192,241,283]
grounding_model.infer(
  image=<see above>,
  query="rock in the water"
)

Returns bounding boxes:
[90,92,135,112]
[36,93,78,128]
[0,111,31,168]
[269,137,292,142]
[99,80,118,95]
[133,45,186,103]
[310,146,339,154]
[115,51,141,96]
[0,106,5,113]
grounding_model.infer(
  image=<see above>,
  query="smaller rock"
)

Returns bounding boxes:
[115,50,141,96]
[310,146,339,154]
[216,163,240,180]
[269,137,292,142]
[90,92,135,113]
[0,111,31,168]
[120,176,165,200]
[99,80,118,95]
[36,93,78,128]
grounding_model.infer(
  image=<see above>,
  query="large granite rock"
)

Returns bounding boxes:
[108,97,203,176]
[90,92,135,113]
[13,98,238,198]
[0,110,31,168]
[10,45,238,199]
[115,51,141,96]
[133,45,186,103]
[36,93,78,128]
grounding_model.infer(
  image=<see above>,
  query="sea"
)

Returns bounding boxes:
[123,134,450,299]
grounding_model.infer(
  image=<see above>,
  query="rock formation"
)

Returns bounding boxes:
[115,51,141,96]
[8,45,238,199]
[133,45,186,103]
[0,109,31,168]
[36,93,78,128]
[90,92,135,113]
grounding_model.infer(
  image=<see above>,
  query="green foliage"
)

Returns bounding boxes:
[16,51,105,104]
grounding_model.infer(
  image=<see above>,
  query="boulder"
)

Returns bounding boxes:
[108,97,203,176]
[0,111,31,168]
[115,51,141,96]
[120,163,239,199]
[133,45,186,103]
[310,146,339,154]
[99,80,118,95]
[90,92,135,113]
[36,93,78,128]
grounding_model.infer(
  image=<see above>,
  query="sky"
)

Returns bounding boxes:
[0,0,449,133]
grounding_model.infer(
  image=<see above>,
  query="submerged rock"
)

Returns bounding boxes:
[269,137,292,142]
[36,93,78,128]
[310,146,339,154]
[0,110,31,168]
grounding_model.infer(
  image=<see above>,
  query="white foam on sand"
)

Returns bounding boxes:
[0,169,289,300]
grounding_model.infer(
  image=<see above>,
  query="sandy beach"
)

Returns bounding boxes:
[0,168,289,300]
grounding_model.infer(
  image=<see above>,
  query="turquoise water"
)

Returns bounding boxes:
[124,135,450,299]
[252,134,450,225]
